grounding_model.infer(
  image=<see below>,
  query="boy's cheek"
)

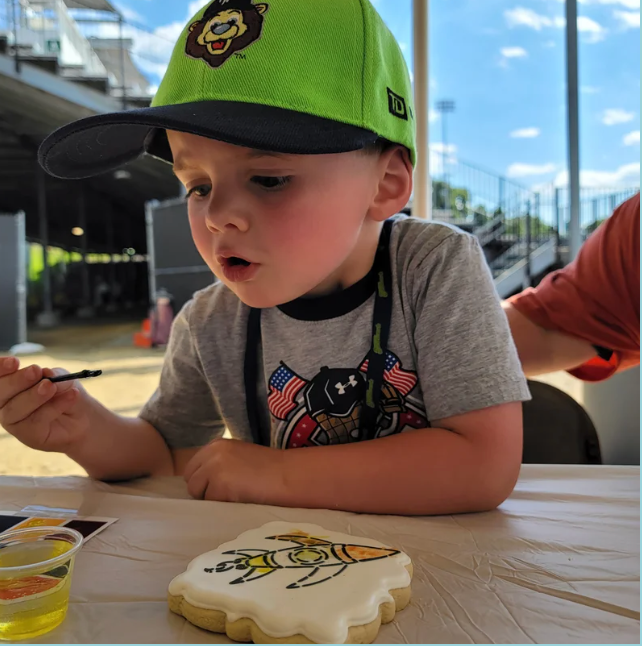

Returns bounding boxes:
[188,217,217,267]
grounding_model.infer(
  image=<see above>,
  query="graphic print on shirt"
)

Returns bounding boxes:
[268,352,428,449]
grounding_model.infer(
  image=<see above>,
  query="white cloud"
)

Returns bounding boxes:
[552,0,639,8]
[506,6,607,42]
[614,9,641,27]
[624,130,641,145]
[430,143,458,172]
[155,21,185,44]
[511,127,541,138]
[602,108,636,125]
[429,109,440,123]
[431,143,458,156]
[188,0,210,17]
[114,3,144,23]
[554,162,640,187]
[577,16,607,41]
[499,46,528,67]
[543,40,557,47]
[501,46,528,57]
[507,162,557,177]
[581,0,639,8]
[581,85,601,94]
[505,7,565,30]
[92,1,211,86]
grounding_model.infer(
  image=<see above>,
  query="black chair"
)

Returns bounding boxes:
[522,380,602,465]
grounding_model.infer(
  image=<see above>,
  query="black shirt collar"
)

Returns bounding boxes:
[277,262,377,322]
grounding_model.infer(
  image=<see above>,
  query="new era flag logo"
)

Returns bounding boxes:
[268,364,306,420]
[360,352,417,396]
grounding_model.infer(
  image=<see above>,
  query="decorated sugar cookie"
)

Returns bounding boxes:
[168,522,413,644]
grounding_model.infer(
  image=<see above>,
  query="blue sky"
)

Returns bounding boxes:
[116,0,640,190]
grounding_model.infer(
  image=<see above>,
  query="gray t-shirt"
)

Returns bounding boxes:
[140,217,530,449]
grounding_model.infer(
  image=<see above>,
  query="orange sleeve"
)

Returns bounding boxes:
[509,194,640,382]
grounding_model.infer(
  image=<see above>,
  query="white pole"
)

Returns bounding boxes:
[566,0,582,260]
[413,0,431,220]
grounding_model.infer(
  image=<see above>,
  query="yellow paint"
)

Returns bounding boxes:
[11,518,66,531]
[0,540,74,641]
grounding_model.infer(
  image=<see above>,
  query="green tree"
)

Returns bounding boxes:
[432,181,470,214]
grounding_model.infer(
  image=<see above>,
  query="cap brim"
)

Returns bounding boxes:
[38,101,380,180]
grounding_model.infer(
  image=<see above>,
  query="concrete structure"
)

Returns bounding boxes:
[0,0,180,325]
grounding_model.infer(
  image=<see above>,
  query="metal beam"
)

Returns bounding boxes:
[566,0,582,261]
[78,184,92,308]
[36,162,53,315]
[412,0,431,220]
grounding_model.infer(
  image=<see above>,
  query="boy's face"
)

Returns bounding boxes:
[168,131,388,308]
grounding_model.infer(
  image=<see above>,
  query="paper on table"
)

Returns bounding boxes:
[0,511,117,543]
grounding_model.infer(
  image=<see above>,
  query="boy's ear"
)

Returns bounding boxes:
[368,146,413,222]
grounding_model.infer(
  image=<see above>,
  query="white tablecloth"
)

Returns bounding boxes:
[0,465,639,644]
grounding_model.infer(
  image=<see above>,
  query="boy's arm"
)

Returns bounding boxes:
[277,403,522,515]
[184,402,522,515]
[65,400,175,481]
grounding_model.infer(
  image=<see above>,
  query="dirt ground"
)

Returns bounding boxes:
[0,320,165,477]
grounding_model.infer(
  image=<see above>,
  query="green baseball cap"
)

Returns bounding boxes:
[39,0,416,180]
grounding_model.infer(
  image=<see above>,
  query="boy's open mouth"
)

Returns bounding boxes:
[219,254,259,283]
[227,257,251,267]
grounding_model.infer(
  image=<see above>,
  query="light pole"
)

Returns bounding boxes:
[566,0,581,261]
[413,0,431,220]
[118,15,127,110]
[436,99,455,211]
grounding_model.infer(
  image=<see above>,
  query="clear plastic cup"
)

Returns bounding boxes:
[0,526,83,641]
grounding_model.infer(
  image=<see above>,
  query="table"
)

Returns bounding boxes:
[0,465,639,644]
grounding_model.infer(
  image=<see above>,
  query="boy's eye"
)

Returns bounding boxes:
[185,185,211,200]
[251,176,292,190]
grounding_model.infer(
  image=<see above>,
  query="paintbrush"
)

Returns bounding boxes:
[45,370,103,384]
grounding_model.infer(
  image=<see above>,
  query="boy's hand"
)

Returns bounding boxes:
[0,357,92,453]
[184,439,286,504]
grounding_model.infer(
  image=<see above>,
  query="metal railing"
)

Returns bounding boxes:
[429,150,639,281]
[542,185,640,237]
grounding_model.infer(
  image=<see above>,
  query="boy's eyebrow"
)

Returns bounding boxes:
[173,150,287,171]
[172,159,197,174]
[172,150,291,175]
[246,150,289,160]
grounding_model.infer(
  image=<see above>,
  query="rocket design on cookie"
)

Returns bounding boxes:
[204,530,400,589]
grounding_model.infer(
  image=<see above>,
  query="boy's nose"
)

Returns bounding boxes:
[205,209,249,234]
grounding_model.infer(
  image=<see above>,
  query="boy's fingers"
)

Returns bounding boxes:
[31,390,78,428]
[8,390,78,448]
[0,364,45,411]
[42,368,76,393]
[183,448,206,484]
[0,356,19,379]
[1,377,57,426]
[186,466,208,500]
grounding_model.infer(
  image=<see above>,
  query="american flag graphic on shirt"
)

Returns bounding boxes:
[359,352,418,396]
[268,363,307,420]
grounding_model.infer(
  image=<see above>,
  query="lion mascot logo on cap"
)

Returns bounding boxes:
[186,0,269,69]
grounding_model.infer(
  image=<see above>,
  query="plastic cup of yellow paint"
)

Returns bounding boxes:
[0,527,83,641]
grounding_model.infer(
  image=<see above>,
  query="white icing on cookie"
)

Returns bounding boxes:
[169,521,411,644]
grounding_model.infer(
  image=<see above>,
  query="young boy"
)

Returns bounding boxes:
[0,0,529,516]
